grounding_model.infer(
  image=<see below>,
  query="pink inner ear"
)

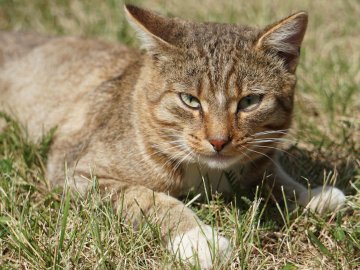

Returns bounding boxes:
[284,16,307,50]
[277,51,300,72]
[285,29,305,48]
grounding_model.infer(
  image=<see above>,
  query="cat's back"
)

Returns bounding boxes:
[0,31,52,64]
[0,32,139,139]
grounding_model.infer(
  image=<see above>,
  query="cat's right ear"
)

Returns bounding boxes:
[124,5,178,54]
[256,11,308,73]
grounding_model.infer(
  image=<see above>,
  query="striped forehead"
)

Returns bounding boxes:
[196,57,240,106]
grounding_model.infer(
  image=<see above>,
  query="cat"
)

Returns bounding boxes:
[0,5,345,269]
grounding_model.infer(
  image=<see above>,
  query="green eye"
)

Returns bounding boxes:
[238,94,262,112]
[179,93,201,109]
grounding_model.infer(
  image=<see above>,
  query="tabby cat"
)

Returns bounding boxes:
[0,5,345,269]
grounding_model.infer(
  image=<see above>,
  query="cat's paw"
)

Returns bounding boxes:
[167,225,231,270]
[300,186,345,214]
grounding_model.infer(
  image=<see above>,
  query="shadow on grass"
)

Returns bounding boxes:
[279,145,358,195]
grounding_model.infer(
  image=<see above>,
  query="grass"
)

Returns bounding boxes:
[0,0,359,269]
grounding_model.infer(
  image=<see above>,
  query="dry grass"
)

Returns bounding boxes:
[0,0,359,269]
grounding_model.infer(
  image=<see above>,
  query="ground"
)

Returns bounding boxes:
[0,0,359,269]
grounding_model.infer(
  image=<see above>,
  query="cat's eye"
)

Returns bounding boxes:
[179,93,201,109]
[238,94,262,112]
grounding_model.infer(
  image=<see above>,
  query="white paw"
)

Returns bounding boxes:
[167,225,231,269]
[301,186,345,214]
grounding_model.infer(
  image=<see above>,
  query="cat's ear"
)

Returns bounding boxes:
[124,5,178,54]
[256,12,308,73]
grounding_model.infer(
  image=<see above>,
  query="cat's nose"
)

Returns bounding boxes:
[209,138,229,152]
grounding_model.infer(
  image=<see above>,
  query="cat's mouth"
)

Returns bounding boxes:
[198,153,239,169]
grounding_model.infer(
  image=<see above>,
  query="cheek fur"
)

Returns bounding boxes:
[231,97,292,156]
[152,93,197,125]
[236,96,291,132]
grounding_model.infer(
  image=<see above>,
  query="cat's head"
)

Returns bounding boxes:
[126,5,307,169]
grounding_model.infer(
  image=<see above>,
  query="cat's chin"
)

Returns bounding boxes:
[198,154,240,170]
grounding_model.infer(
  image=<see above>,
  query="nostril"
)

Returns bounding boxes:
[209,139,229,152]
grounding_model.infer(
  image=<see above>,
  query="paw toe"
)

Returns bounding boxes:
[307,186,345,214]
[168,225,231,269]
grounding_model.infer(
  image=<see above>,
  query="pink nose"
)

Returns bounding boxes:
[209,139,229,152]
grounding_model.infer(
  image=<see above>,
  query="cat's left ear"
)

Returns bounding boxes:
[124,5,180,56]
[256,12,308,73]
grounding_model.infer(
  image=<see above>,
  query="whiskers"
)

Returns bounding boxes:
[237,129,298,164]
[154,137,198,180]
[250,129,296,146]
[132,128,298,178]
[252,129,290,137]
[130,130,198,181]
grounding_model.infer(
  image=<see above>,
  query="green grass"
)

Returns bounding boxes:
[0,0,359,269]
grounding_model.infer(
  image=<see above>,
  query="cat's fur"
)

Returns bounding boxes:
[0,5,345,269]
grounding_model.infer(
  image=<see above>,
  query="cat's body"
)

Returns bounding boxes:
[0,6,345,269]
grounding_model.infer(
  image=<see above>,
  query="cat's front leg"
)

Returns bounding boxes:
[84,178,232,269]
[47,139,231,268]
[272,163,345,214]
